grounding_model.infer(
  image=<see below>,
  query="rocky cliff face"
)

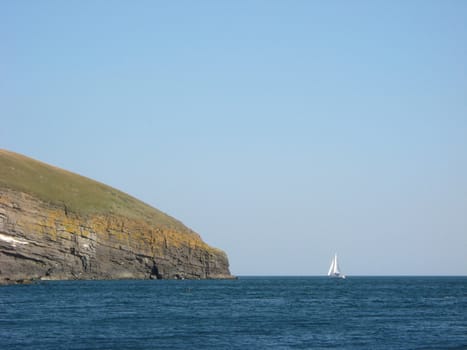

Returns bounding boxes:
[0,188,232,285]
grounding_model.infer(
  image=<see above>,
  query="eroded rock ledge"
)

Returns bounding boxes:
[0,189,233,285]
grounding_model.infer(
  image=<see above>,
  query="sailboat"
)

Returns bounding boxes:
[327,253,346,279]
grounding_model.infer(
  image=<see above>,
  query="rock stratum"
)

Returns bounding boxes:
[0,149,233,285]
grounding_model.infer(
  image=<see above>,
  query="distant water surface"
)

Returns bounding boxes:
[1,277,466,349]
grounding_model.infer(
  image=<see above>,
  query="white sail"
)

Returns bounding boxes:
[333,255,340,274]
[327,253,345,278]
[327,257,335,276]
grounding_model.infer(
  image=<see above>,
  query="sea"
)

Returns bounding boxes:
[1,276,466,349]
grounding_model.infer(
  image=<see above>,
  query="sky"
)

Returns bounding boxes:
[1,1,466,276]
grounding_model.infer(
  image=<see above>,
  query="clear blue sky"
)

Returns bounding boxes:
[2,1,466,275]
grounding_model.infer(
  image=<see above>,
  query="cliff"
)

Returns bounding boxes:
[0,149,233,284]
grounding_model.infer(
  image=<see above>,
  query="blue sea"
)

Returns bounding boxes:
[1,277,466,349]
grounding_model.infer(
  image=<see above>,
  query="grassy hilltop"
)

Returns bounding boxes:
[0,149,186,231]
[0,149,232,282]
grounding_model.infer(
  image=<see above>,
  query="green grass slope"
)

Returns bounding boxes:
[0,149,186,230]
